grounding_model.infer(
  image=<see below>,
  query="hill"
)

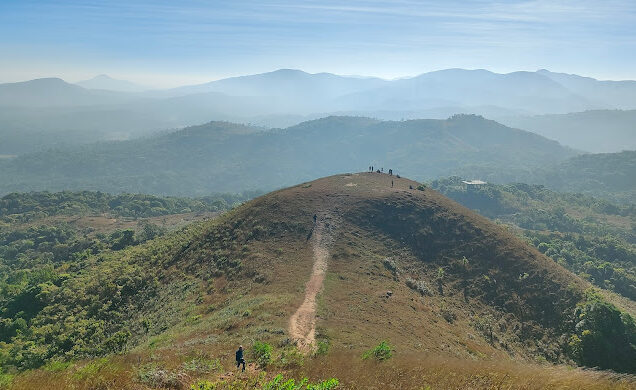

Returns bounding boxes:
[0,78,133,108]
[531,150,636,204]
[1,173,635,389]
[430,177,636,300]
[0,115,578,196]
[499,110,636,153]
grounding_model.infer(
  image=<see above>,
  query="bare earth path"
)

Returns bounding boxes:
[289,209,339,352]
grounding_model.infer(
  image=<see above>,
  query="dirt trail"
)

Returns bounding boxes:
[289,209,339,352]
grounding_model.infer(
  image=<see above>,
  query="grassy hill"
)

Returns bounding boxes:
[2,173,634,389]
[0,115,577,196]
[430,177,636,300]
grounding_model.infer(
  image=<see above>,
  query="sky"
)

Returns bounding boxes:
[1,0,635,88]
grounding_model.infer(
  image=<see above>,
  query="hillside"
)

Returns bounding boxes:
[499,110,636,153]
[2,173,635,389]
[430,177,636,300]
[0,115,578,196]
[531,150,636,204]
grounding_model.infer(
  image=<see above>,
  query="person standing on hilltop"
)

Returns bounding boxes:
[236,345,246,372]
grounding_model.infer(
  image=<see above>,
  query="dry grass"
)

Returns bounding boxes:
[9,352,634,390]
[294,352,636,390]
[5,173,635,389]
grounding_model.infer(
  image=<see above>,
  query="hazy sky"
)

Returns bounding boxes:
[1,0,635,87]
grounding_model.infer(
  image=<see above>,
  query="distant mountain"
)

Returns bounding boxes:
[76,74,149,92]
[0,77,133,107]
[499,110,636,153]
[0,115,577,195]
[538,70,636,110]
[162,69,387,98]
[2,68,636,156]
[336,69,595,114]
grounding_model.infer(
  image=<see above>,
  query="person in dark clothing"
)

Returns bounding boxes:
[313,214,317,223]
[391,180,394,188]
[236,345,246,371]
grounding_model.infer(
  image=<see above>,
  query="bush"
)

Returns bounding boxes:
[252,341,273,368]
[362,341,393,361]
[190,374,339,390]
[313,340,329,356]
[276,347,304,368]
[406,278,431,296]
[568,291,636,372]
[138,364,190,389]
[262,374,339,390]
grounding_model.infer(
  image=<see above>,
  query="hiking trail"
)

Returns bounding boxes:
[289,206,340,352]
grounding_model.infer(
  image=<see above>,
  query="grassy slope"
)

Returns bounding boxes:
[5,173,635,389]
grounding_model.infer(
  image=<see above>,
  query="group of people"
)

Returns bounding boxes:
[368,166,394,176]
[368,165,398,187]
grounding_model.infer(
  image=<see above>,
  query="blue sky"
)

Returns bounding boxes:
[1,0,635,87]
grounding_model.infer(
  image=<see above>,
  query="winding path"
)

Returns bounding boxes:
[289,211,338,352]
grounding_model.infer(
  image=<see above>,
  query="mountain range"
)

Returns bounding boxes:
[0,115,578,196]
[1,68,636,155]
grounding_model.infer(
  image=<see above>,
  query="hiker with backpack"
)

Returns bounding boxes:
[236,345,246,372]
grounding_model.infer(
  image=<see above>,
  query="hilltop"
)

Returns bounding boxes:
[0,115,577,196]
[2,173,634,389]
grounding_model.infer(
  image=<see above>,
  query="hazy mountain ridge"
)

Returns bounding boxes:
[0,115,578,196]
[76,74,150,92]
[499,109,636,153]
[1,68,635,155]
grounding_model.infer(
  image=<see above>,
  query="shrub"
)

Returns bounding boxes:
[313,340,330,356]
[568,291,636,372]
[362,341,393,361]
[276,347,304,368]
[252,341,273,368]
[262,374,339,390]
[191,380,216,390]
[307,378,339,390]
[406,278,431,296]
[182,357,221,374]
[138,364,189,389]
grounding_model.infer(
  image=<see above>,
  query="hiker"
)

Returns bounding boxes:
[389,169,393,176]
[236,345,246,372]
[391,180,394,188]
[313,214,317,224]
[368,165,372,172]
[381,167,384,173]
